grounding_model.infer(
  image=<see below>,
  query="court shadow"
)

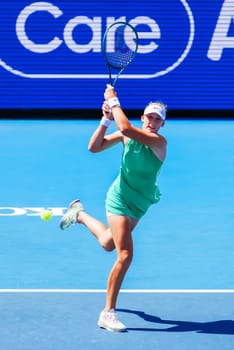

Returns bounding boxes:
[117,309,234,335]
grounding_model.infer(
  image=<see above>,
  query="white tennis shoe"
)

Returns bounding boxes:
[59,199,84,230]
[98,309,127,332]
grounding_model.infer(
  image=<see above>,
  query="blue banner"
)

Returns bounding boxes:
[0,1,233,110]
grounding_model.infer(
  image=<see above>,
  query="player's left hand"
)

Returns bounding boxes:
[104,84,117,101]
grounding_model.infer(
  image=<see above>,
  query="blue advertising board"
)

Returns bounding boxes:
[0,1,233,110]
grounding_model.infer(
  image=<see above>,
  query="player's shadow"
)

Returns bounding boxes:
[117,309,234,334]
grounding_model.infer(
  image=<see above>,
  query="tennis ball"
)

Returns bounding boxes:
[40,210,52,221]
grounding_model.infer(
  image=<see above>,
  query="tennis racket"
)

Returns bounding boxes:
[102,21,138,87]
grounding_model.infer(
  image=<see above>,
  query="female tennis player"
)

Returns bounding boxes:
[60,84,167,332]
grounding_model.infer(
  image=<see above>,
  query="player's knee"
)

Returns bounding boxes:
[100,239,115,252]
[119,249,133,265]
[103,243,115,252]
[99,230,115,252]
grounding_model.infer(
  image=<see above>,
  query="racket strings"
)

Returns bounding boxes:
[104,23,138,69]
[106,49,136,69]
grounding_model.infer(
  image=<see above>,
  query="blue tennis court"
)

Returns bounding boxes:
[0,119,234,349]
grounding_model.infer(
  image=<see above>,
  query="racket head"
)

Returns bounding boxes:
[102,21,138,86]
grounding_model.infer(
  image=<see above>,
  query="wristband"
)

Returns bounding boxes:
[108,97,120,109]
[100,116,112,127]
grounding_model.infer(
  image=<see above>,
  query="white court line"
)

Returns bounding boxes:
[0,289,234,293]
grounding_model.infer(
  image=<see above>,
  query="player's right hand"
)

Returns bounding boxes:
[102,100,113,120]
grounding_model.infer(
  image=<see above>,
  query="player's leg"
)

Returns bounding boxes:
[78,211,115,252]
[59,199,115,251]
[105,215,136,310]
[98,215,139,331]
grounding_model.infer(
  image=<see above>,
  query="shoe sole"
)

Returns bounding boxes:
[97,321,127,332]
[59,199,82,230]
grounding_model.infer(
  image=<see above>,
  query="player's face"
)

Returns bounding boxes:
[141,113,164,133]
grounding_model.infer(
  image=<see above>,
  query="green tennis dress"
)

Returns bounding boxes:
[105,139,163,219]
